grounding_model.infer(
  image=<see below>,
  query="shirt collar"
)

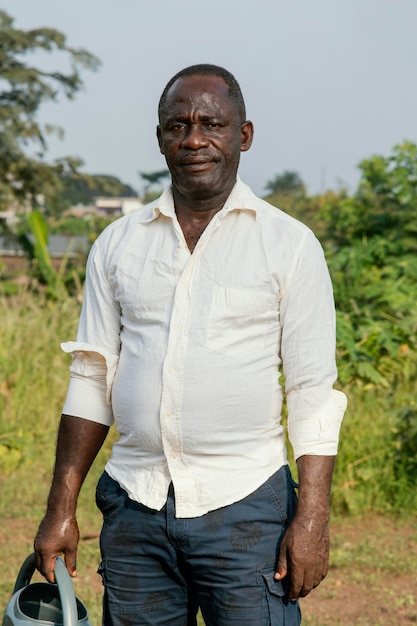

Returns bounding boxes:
[136,176,259,225]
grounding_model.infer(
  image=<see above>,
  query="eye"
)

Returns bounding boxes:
[206,122,220,129]
[169,122,187,131]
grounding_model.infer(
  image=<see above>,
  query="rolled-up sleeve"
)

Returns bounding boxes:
[280,231,347,458]
[287,386,347,458]
[61,342,118,426]
[61,240,121,426]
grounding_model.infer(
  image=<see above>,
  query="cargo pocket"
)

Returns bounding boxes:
[257,564,301,626]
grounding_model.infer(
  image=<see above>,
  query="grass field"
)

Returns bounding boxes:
[1,292,416,625]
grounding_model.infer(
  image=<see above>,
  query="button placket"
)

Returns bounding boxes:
[159,254,196,476]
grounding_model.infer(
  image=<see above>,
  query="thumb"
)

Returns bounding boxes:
[275,541,288,581]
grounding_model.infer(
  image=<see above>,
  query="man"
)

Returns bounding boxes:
[35,64,347,625]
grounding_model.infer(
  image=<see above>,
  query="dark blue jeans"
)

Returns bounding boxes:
[96,466,301,625]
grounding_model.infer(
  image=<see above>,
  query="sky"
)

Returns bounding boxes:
[2,0,417,197]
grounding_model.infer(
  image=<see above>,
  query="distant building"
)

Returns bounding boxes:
[0,234,89,273]
[94,197,143,218]
[0,210,17,226]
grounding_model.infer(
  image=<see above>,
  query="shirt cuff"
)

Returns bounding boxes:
[287,387,347,459]
[62,374,114,426]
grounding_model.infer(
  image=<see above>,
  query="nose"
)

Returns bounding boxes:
[181,124,209,149]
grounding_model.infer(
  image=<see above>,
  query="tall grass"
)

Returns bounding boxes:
[332,384,417,515]
[1,294,79,487]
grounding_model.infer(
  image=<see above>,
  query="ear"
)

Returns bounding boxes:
[240,120,254,153]
[156,125,164,154]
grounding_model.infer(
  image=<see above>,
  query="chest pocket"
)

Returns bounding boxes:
[112,258,175,323]
[206,286,276,358]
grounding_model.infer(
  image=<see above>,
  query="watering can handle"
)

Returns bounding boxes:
[13,553,79,626]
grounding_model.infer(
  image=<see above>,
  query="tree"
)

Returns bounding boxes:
[263,170,311,228]
[49,173,138,215]
[138,169,170,201]
[318,141,417,248]
[0,10,100,213]
[264,170,305,196]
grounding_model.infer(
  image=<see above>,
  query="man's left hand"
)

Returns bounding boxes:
[274,454,336,600]
[274,513,330,600]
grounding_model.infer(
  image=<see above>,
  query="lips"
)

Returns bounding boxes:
[178,156,216,174]
[180,155,213,165]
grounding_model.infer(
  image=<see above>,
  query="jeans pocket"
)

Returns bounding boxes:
[262,467,290,524]
[95,471,120,515]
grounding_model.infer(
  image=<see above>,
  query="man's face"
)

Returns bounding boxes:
[157,75,253,203]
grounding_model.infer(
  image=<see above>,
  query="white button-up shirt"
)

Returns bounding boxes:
[62,178,346,517]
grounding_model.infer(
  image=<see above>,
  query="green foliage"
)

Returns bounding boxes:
[16,210,86,298]
[331,387,417,515]
[356,141,417,241]
[27,211,67,296]
[0,9,100,212]
[393,405,417,483]
[323,143,417,388]
[330,236,417,387]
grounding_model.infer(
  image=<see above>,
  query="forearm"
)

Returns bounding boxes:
[295,454,335,522]
[46,413,109,515]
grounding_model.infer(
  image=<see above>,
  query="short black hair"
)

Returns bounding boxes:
[158,64,246,121]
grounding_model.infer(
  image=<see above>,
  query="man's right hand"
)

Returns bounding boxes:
[33,414,109,582]
[34,512,80,583]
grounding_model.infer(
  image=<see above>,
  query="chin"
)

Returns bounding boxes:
[174,171,235,200]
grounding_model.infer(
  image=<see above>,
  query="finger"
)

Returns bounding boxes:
[64,549,78,578]
[288,564,304,601]
[289,580,303,602]
[40,556,58,584]
[298,574,315,598]
[299,565,327,598]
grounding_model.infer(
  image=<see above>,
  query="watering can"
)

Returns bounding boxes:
[2,554,91,626]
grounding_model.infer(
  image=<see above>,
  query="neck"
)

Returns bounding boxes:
[173,193,226,221]
[172,178,236,220]
[173,186,234,253]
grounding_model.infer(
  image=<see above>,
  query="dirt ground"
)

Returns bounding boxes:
[1,514,416,625]
[300,516,417,625]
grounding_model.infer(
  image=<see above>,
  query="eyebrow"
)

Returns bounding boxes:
[165,114,223,125]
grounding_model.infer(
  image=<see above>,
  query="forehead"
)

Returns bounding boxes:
[162,74,237,116]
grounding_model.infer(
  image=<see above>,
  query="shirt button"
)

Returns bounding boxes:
[168,367,175,374]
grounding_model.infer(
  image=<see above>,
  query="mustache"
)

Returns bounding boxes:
[179,152,217,164]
